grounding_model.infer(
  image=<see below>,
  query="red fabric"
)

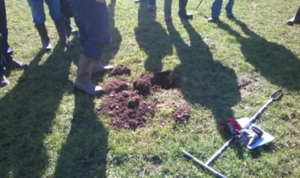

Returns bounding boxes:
[220,118,242,134]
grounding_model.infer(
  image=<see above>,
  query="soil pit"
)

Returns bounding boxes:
[172,105,191,124]
[133,70,179,95]
[109,65,131,76]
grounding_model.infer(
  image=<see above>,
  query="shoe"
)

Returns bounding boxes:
[178,0,192,19]
[178,12,193,19]
[74,54,103,96]
[35,23,52,51]
[207,17,219,23]
[0,74,9,87]
[8,59,29,69]
[148,5,157,12]
[226,11,235,19]
[54,19,74,48]
[92,61,114,74]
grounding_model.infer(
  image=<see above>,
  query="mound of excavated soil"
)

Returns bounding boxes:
[97,90,156,130]
[171,105,191,124]
[109,65,131,76]
[103,77,129,94]
[97,70,183,130]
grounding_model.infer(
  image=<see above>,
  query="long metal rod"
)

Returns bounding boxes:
[182,150,226,178]
[183,88,283,177]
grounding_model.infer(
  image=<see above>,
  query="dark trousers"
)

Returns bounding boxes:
[70,0,111,60]
[0,0,13,74]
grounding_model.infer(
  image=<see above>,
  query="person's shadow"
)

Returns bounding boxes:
[0,42,74,177]
[135,0,172,72]
[167,20,241,122]
[53,1,122,177]
[217,19,300,90]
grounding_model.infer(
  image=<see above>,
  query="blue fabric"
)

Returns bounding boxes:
[70,0,111,60]
[211,0,234,18]
[148,0,156,6]
[27,0,62,24]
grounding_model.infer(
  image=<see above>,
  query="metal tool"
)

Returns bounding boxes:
[196,0,204,10]
[182,88,283,178]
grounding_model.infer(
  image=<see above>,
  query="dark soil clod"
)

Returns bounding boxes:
[103,77,129,94]
[172,105,191,124]
[109,65,131,76]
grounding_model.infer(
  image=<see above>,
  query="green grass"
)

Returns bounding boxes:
[1,0,300,177]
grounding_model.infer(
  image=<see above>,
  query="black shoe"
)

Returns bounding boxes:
[0,74,9,87]
[207,17,219,23]
[178,12,193,19]
[8,59,29,69]
[226,11,235,19]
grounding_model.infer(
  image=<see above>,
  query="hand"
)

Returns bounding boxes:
[95,0,105,3]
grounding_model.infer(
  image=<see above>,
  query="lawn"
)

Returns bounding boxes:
[1,0,300,177]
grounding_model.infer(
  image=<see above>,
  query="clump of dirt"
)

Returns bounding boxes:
[133,70,179,95]
[133,73,153,96]
[171,105,191,124]
[109,65,131,76]
[103,77,129,94]
[97,90,156,130]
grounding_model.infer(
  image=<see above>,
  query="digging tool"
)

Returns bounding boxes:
[196,0,204,11]
[182,88,283,178]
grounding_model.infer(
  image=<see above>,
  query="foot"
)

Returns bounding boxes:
[92,63,114,74]
[8,59,29,69]
[226,11,235,19]
[148,5,157,12]
[42,40,52,51]
[74,81,103,96]
[178,12,193,19]
[207,17,219,23]
[0,74,9,87]
[287,17,295,26]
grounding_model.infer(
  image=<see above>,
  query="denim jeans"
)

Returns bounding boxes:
[211,0,234,18]
[70,0,111,60]
[27,0,62,24]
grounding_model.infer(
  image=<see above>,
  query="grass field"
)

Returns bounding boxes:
[1,0,300,177]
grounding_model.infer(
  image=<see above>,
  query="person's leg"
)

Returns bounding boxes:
[64,17,77,37]
[70,0,112,95]
[148,0,157,11]
[178,0,193,19]
[225,0,234,18]
[27,0,52,50]
[287,6,300,25]
[0,0,28,69]
[45,0,73,47]
[208,0,222,22]
[0,33,9,87]
[164,0,172,21]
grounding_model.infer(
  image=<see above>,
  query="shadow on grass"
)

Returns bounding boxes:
[218,19,300,91]
[53,92,108,178]
[101,0,122,66]
[0,41,75,177]
[167,20,240,122]
[135,0,172,72]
